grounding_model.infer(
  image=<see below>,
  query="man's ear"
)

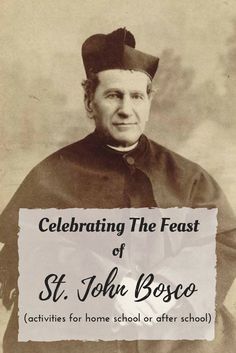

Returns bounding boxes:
[148,88,156,102]
[84,95,94,119]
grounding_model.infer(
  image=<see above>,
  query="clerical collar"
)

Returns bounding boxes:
[107,142,139,152]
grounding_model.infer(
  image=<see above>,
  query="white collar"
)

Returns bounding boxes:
[107,142,138,152]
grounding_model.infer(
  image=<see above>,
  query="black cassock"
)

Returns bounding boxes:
[0,132,236,352]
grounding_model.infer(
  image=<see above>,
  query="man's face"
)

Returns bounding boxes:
[88,69,152,147]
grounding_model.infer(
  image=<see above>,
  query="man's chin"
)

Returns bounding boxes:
[95,129,141,147]
[108,135,140,148]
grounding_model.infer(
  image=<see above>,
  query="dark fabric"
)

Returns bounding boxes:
[0,132,236,352]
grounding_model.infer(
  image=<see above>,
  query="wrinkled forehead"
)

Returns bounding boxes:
[97,69,151,92]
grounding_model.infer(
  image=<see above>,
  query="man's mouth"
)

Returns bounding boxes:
[113,122,137,126]
[113,123,138,130]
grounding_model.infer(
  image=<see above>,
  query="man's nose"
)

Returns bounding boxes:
[118,96,133,118]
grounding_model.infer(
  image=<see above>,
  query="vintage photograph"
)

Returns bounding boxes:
[0,1,236,352]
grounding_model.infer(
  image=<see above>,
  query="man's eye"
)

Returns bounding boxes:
[107,93,120,99]
[132,94,144,100]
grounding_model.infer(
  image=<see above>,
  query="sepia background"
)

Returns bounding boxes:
[0,0,236,349]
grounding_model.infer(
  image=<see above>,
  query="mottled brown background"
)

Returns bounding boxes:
[0,0,236,350]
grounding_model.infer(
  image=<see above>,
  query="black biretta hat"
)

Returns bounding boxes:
[82,28,159,80]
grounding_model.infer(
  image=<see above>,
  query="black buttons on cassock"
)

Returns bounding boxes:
[123,157,158,207]
[124,155,135,166]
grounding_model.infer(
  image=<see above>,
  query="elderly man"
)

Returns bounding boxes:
[0,28,235,353]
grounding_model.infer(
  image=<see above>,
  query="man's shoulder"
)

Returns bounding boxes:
[146,137,236,232]
[49,134,94,157]
[37,133,96,168]
[147,137,203,177]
